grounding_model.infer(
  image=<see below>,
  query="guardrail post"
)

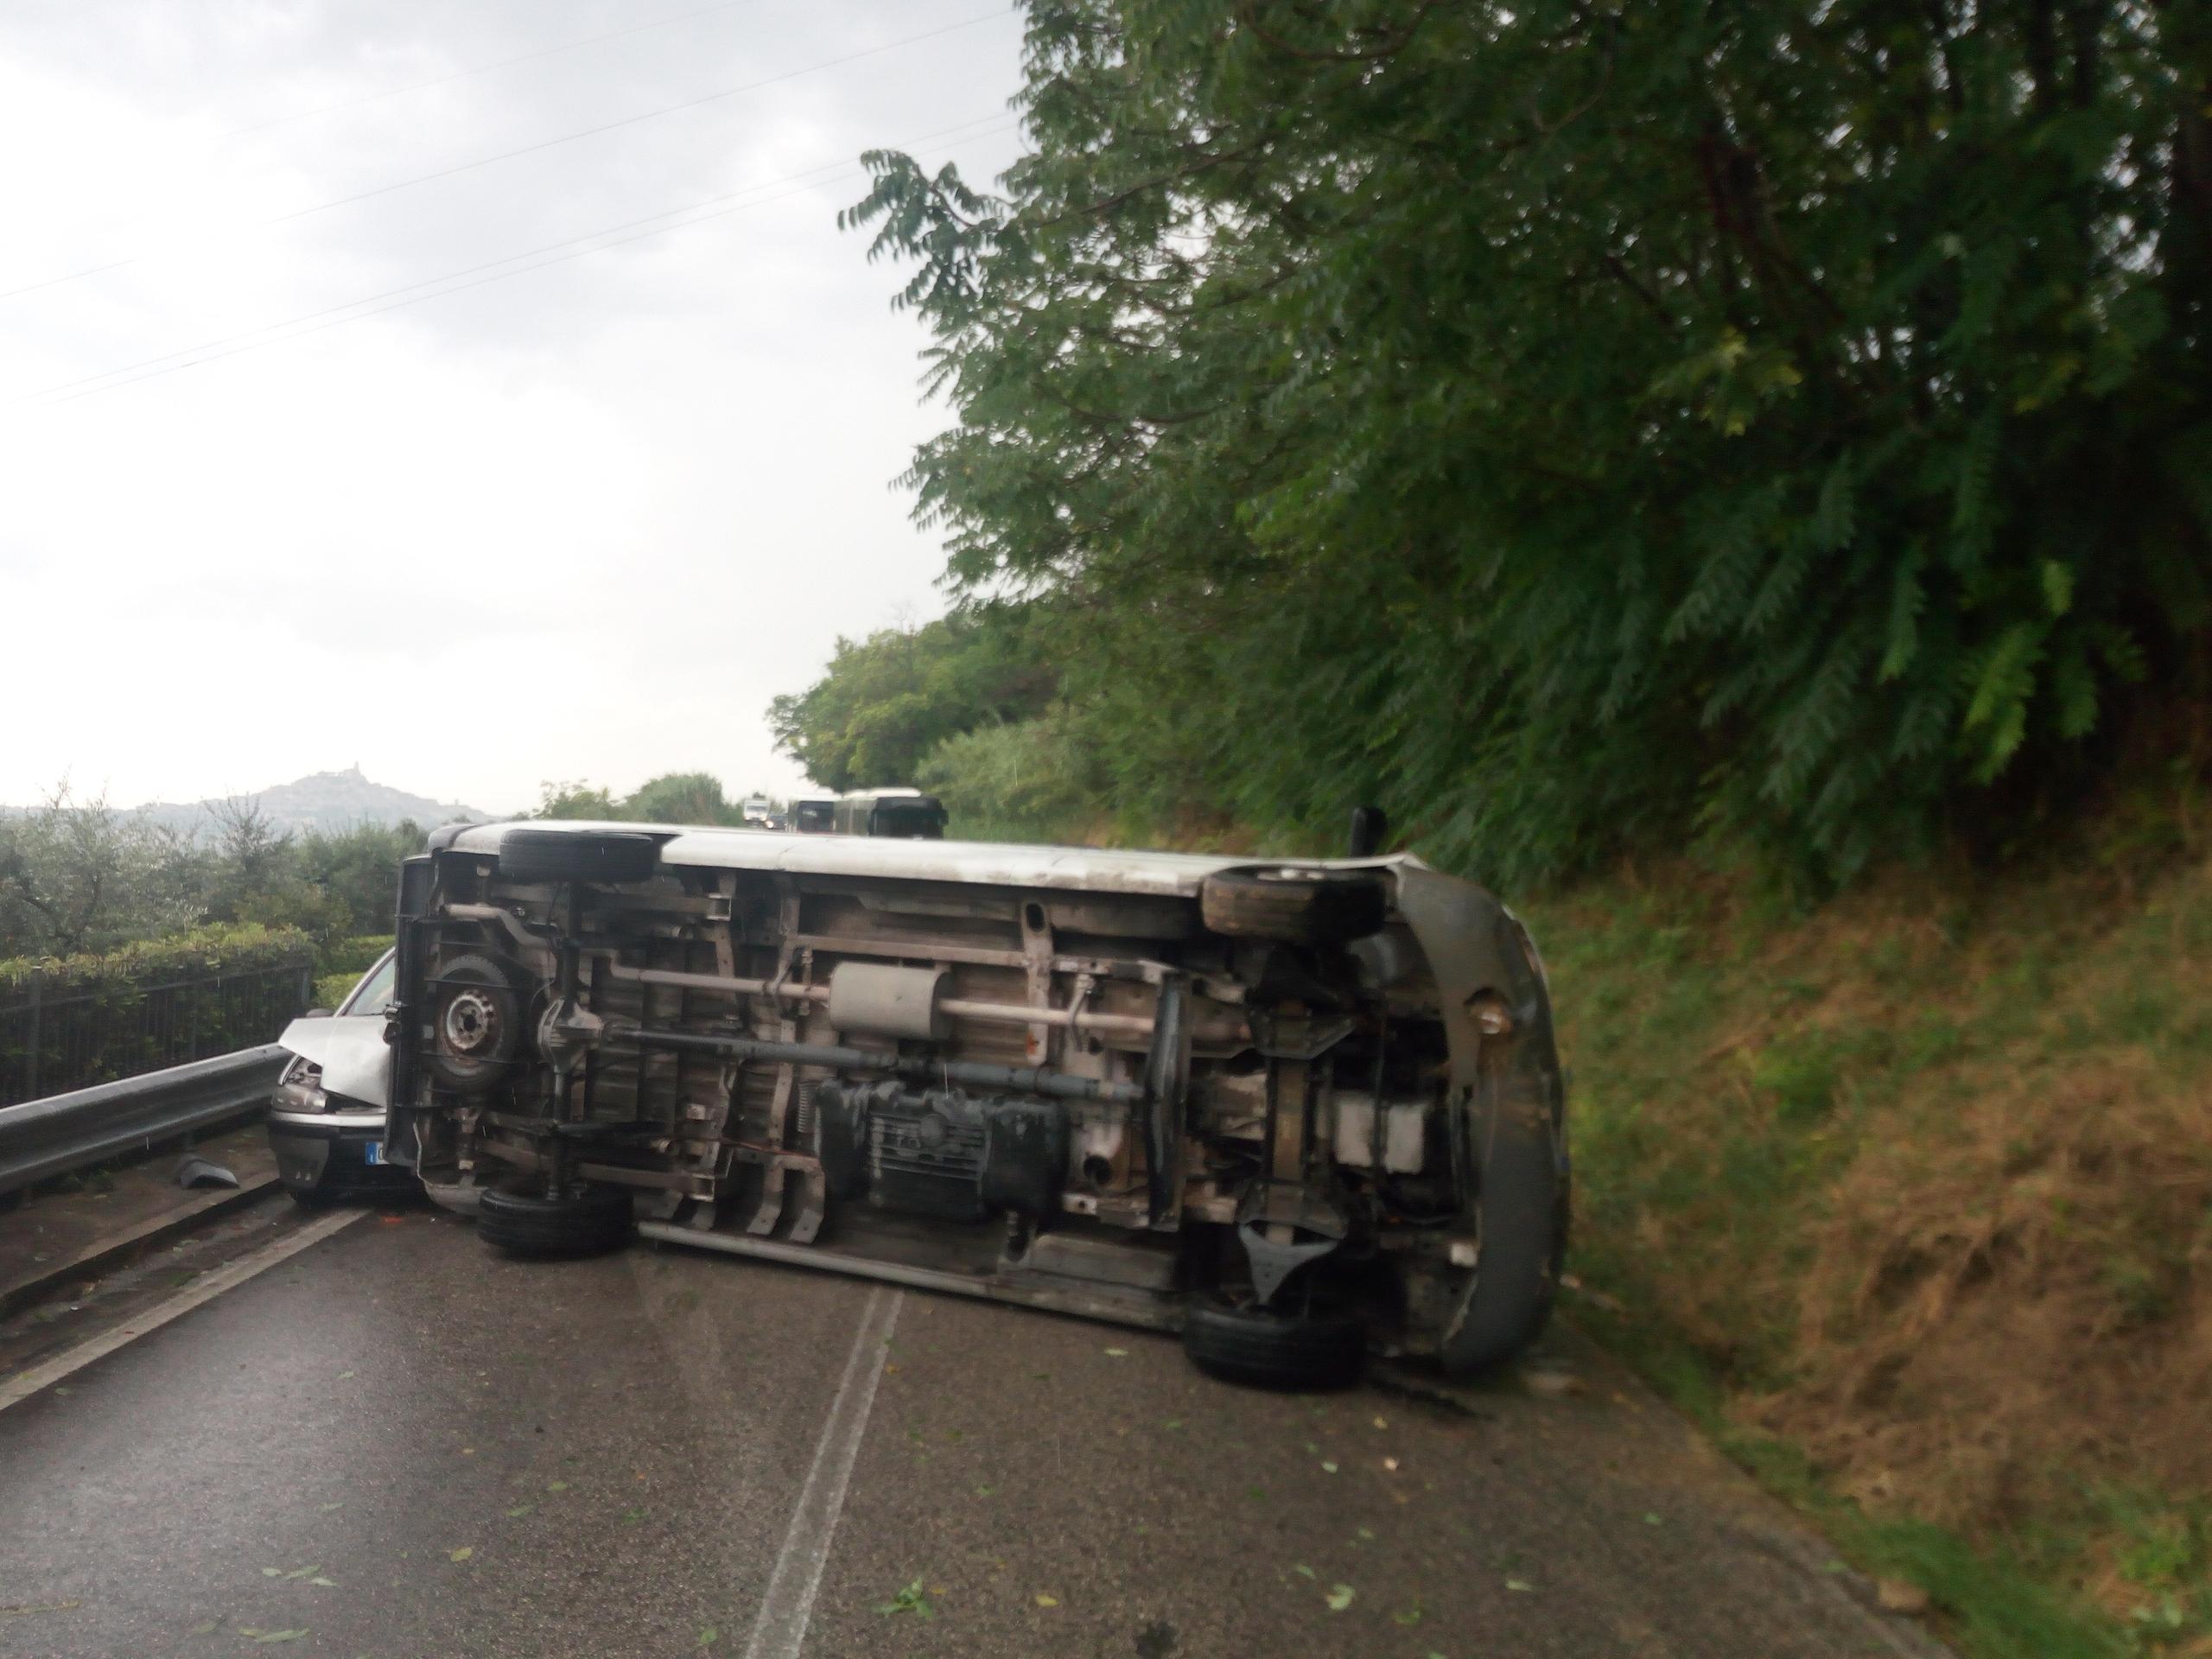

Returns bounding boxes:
[22,979,39,1103]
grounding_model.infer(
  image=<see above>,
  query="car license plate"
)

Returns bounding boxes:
[363,1141,385,1166]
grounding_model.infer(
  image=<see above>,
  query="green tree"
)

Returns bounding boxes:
[847,0,2211,882]
[626,772,740,825]
[768,609,1058,790]
[917,710,1110,842]
[295,822,420,936]
[533,780,624,821]
[0,784,201,957]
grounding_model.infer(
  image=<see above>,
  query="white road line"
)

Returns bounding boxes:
[741,1286,905,1659]
[0,1207,365,1414]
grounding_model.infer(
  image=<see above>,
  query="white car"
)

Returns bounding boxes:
[266,949,404,1202]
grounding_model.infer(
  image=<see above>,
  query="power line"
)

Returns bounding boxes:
[13,118,1017,410]
[220,0,770,138]
[3,7,1012,303]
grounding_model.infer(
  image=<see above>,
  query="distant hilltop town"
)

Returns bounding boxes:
[125,766,490,838]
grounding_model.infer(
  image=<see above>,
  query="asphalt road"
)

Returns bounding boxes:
[0,1202,1948,1659]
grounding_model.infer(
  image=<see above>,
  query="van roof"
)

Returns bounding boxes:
[442,820,1421,899]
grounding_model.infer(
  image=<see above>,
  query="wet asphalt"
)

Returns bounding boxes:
[0,1205,1946,1659]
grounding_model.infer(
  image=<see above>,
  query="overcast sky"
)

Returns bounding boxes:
[0,1,1029,814]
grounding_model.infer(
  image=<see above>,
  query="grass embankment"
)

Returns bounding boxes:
[1525,847,2212,1658]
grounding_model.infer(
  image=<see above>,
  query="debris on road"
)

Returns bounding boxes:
[1875,1578,1930,1615]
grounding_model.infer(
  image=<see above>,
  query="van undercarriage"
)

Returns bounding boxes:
[381,823,1567,1386]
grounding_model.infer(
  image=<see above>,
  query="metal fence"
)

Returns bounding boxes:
[0,957,313,1109]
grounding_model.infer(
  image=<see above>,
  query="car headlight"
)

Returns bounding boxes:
[274,1061,328,1114]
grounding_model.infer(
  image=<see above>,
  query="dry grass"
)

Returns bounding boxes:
[1529,846,2212,1650]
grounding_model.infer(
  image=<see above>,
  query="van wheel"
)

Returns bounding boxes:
[494,829,659,885]
[1182,1293,1366,1389]
[478,1181,632,1259]
[1200,868,1388,945]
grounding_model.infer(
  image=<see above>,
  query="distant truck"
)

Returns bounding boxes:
[740,796,774,828]
[833,788,947,839]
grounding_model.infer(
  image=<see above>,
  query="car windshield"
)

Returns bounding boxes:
[341,950,397,1014]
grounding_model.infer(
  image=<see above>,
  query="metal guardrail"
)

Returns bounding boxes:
[0,1046,288,1198]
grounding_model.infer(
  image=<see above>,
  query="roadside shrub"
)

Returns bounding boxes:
[918,714,1109,844]
[0,924,315,1103]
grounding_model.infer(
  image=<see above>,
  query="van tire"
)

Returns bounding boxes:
[478,1181,632,1259]
[1200,868,1388,945]
[1183,1294,1366,1389]
[495,830,659,886]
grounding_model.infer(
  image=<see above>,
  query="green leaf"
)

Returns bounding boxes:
[1325,1585,1356,1612]
[878,1578,934,1618]
[2040,560,2075,617]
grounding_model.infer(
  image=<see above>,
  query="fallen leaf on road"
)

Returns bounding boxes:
[1103,1347,1128,1357]
[1294,1565,1317,1580]
[974,1485,995,1497]
[1642,1512,1662,1527]
[1163,1419,1183,1431]
[1033,1593,1059,1608]
[1522,1370,1585,1398]
[699,1626,718,1646]
[1320,1461,1339,1474]
[281,1566,321,1580]
[315,1503,343,1514]
[1325,1585,1355,1612]
[1371,1416,1388,1430]
[1394,1604,1425,1625]
[188,1618,221,1635]
[448,1547,474,1564]
[0,1600,82,1617]
[336,1371,353,1380]
[308,1577,337,1589]
[506,1504,534,1518]
[884,1363,899,1374]
[1357,1527,1376,1541]
[1382,1458,1400,1471]
[546,1481,569,1492]
[1505,1578,1535,1593]
[260,1569,281,1579]
[1876,1578,1930,1615]
[877,1579,933,1619]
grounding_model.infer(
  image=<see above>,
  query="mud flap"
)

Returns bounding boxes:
[1390,864,1570,1376]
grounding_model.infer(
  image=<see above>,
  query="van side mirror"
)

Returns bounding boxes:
[1348,805,1388,858]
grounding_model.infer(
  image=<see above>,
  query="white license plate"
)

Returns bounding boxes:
[363,1141,385,1166]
